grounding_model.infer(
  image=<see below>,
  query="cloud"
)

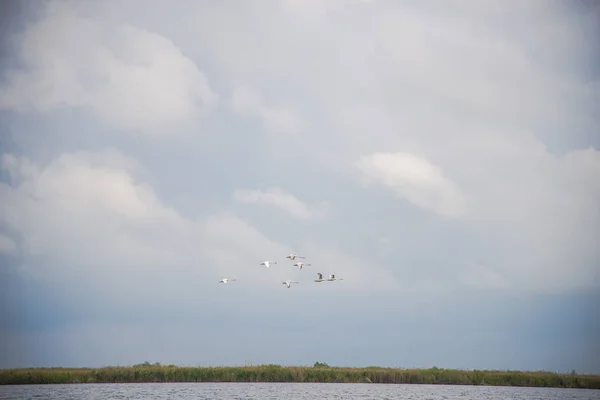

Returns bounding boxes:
[458,264,509,291]
[0,0,599,372]
[356,152,467,218]
[0,149,192,284]
[231,86,307,136]
[0,1,218,134]
[233,187,331,220]
[0,234,17,255]
[2,0,592,298]
[461,146,600,294]
[0,149,389,297]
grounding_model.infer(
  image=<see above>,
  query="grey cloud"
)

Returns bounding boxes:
[0,1,218,134]
[0,233,16,254]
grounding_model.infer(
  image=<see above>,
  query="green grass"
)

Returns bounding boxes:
[1,364,599,388]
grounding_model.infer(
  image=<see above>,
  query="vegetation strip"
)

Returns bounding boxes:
[1,363,598,389]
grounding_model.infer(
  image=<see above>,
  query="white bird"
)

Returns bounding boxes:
[294,262,311,270]
[314,272,325,282]
[327,273,343,281]
[286,253,305,261]
[260,261,277,268]
[219,277,236,284]
[282,279,299,289]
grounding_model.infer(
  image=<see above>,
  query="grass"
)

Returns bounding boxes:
[1,363,599,389]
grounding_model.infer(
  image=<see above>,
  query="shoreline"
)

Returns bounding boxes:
[1,365,599,389]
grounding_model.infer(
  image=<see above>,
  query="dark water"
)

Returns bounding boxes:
[1,383,599,400]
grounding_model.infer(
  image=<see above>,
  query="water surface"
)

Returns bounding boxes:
[1,382,599,400]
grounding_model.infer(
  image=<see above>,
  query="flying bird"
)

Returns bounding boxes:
[314,272,325,282]
[219,277,236,284]
[293,262,311,270]
[286,253,305,261]
[327,274,343,281]
[282,279,299,289]
[260,261,277,268]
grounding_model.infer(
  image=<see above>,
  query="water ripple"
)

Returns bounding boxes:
[0,382,599,400]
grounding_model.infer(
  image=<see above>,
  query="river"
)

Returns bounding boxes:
[1,382,599,399]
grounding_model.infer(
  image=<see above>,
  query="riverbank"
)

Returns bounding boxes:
[1,364,599,388]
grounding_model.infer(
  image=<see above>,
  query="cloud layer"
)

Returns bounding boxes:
[0,0,598,373]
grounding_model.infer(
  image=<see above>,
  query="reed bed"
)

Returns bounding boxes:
[1,364,598,388]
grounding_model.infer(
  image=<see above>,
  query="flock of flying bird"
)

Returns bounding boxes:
[218,253,344,289]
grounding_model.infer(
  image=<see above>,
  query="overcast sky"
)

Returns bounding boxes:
[0,0,599,373]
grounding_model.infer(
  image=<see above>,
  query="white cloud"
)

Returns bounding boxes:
[0,150,189,278]
[233,187,331,220]
[356,152,467,218]
[0,149,389,297]
[231,86,307,136]
[282,0,375,19]
[0,1,218,134]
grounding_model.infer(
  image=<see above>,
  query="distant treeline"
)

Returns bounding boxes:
[1,363,599,389]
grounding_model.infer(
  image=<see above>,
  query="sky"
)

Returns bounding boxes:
[0,0,599,373]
